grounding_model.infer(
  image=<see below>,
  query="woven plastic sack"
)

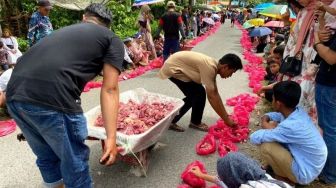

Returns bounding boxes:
[181,160,207,188]
[196,134,216,156]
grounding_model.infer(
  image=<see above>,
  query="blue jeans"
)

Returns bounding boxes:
[7,101,92,188]
[315,84,336,184]
[163,38,180,62]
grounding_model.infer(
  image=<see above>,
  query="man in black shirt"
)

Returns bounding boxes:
[6,4,124,188]
[155,1,186,61]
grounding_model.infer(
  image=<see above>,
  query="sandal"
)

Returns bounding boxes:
[189,123,209,132]
[169,123,185,132]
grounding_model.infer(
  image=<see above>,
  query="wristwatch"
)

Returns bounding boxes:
[313,42,323,51]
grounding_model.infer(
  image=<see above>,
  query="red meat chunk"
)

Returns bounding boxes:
[94,100,175,135]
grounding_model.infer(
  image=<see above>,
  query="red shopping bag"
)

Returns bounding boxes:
[196,134,216,156]
[181,160,207,188]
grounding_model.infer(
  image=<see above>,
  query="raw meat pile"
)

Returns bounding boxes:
[95,100,175,135]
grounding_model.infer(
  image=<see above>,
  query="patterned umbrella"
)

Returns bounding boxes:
[255,3,275,11]
[133,0,164,6]
[259,5,296,20]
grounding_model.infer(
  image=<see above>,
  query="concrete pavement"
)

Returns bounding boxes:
[0,22,251,188]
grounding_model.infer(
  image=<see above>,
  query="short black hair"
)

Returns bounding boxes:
[273,81,301,108]
[0,41,3,48]
[219,53,243,70]
[84,3,113,26]
[273,45,285,57]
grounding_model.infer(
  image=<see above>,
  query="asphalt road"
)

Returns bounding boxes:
[0,22,251,188]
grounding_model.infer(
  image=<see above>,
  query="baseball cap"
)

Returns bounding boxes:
[167,1,176,8]
[37,0,52,9]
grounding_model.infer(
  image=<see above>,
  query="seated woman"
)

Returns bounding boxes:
[0,42,10,71]
[0,28,22,65]
[128,33,149,66]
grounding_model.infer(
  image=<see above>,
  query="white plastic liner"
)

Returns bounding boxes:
[85,88,184,155]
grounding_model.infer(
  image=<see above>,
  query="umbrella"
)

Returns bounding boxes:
[203,17,215,25]
[212,13,220,19]
[259,5,296,20]
[195,4,215,11]
[255,3,275,11]
[133,0,164,6]
[249,27,272,37]
[243,22,254,29]
[245,18,264,26]
[210,5,222,12]
[264,20,284,28]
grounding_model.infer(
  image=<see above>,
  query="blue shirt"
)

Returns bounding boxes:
[250,107,327,185]
[27,12,53,46]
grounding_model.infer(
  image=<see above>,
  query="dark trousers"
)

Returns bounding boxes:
[169,78,206,125]
[163,38,180,62]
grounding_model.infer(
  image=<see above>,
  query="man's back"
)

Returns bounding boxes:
[7,23,124,113]
[160,11,182,39]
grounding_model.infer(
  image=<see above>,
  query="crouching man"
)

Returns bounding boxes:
[250,81,327,185]
[158,51,243,132]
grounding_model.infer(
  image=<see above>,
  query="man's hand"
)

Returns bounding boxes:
[261,121,278,129]
[224,117,237,127]
[189,166,203,177]
[100,138,118,166]
[317,27,332,42]
[257,87,265,96]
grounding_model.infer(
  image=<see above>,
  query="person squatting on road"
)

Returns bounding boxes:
[158,51,243,132]
[6,4,124,188]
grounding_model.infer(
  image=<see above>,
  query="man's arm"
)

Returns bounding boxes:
[250,125,291,145]
[27,15,39,46]
[206,85,235,127]
[100,63,120,166]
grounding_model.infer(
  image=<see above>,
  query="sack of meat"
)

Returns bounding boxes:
[86,88,184,155]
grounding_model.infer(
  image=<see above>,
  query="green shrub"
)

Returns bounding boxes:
[17,37,29,52]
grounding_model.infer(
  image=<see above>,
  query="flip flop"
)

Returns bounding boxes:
[189,123,209,132]
[169,123,185,132]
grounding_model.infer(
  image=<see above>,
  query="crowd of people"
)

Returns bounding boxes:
[189,0,336,186]
[0,0,335,187]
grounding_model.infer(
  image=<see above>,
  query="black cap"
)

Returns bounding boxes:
[37,0,52,8]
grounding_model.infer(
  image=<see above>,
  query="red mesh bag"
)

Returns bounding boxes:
[196,134,216,156]
[181,160,207,188]
[217,139,238,157]
[0,120,16,137]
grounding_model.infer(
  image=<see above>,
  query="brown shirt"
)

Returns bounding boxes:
[158,51,218,90]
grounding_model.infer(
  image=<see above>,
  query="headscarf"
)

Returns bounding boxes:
[217,152,267,188]
[294,0,333,54]
[138,5,151,22]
